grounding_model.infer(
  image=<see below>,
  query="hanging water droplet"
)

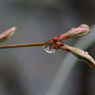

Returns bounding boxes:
[43,45,56,53]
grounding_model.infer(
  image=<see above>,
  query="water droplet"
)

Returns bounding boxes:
[43,45,56,53]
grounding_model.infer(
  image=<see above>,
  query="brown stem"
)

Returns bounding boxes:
[0,42,47,49]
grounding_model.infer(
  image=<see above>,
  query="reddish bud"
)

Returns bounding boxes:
[0,27,16,43]
[60,45,95,69]
[65,24,90,38]
[50,24,90,45]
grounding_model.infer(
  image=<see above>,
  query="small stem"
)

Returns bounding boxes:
[0,42,47,49]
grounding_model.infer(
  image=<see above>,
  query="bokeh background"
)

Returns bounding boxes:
[0,0,95,95]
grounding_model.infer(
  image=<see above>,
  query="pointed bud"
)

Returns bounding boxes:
[0,27,16,43]
[60,45,95,69]
[65,24,90,38]
[50,24,90,44]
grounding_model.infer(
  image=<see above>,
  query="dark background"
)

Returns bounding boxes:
[0,0,95,95]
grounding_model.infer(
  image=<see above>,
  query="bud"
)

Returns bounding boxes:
[50,24,90,44]
[60,44,95,69]
[69,47,95,69]
[0,27,16,43]
[65,24,90,38]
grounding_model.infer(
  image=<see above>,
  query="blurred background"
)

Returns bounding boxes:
[0,0,95,95]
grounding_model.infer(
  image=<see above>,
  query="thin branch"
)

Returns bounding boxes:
[0,42,47,49]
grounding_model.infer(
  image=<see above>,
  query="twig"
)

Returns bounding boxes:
[0,42,46,49]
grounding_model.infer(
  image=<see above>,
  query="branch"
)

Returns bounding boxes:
[0,24,95,69]
[0,24,90,48]
[0,42,46,49]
